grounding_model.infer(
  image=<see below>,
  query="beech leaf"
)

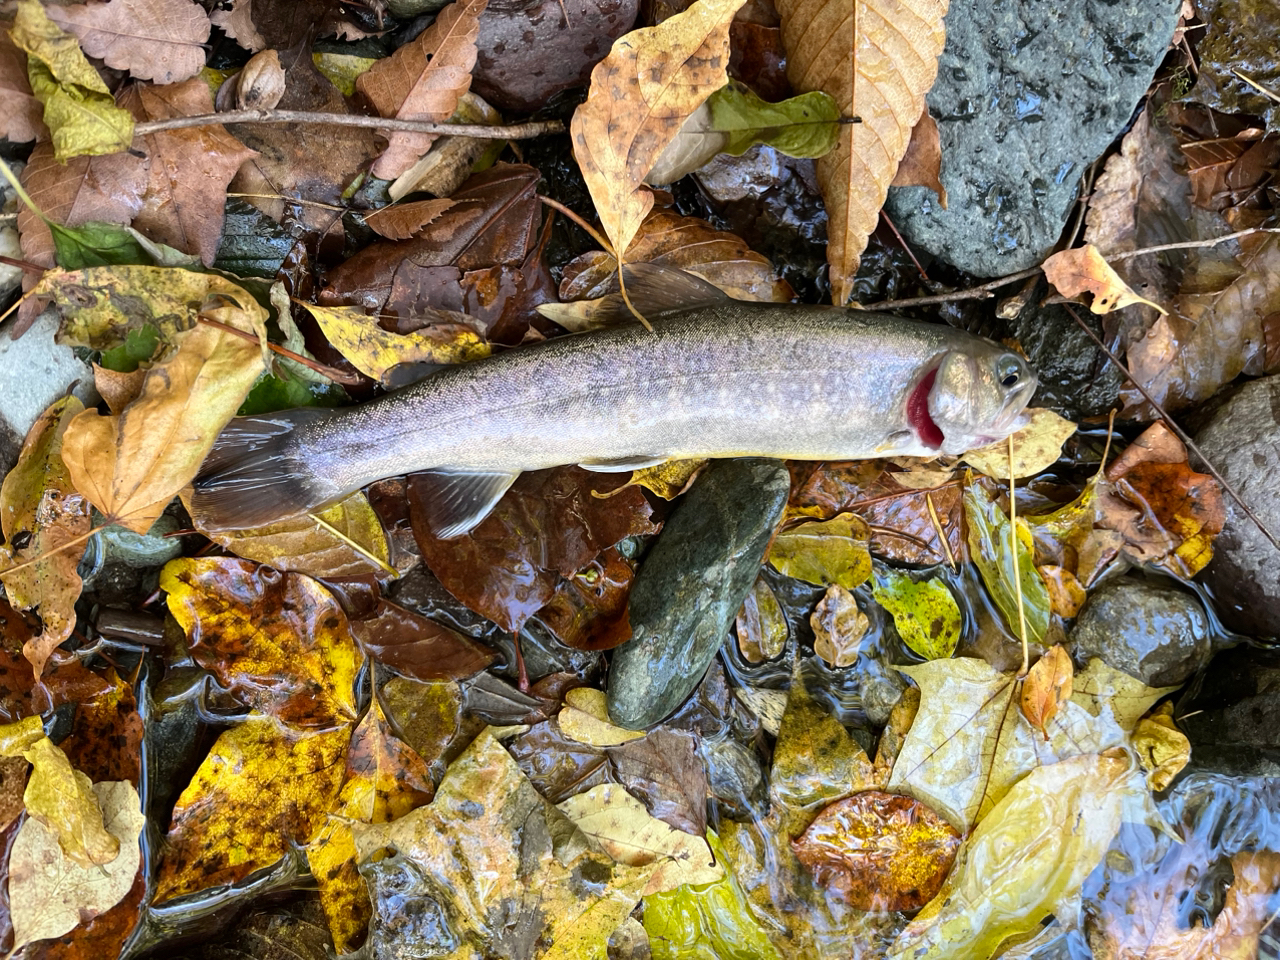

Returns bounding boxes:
[559,687,646,747]
[46,0,211,85]
[775,0,949,304]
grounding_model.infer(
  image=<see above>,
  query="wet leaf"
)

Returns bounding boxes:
[535,547,635,652]
[772,669,876,811]
[22,736,118,867]
[608,728,708,838]
[791,790,960,912]
[735,574,788,663]
[889,754,1157,959]
[963,480,1050,646]
[1043,244,1168,314]
[46,0,209,84]
[59,289,265,533]
[810,584,868,668]
[1131,702,1190,793]
[626,458,708,500]
[8,780,143,951]
[507,718,611,804]
[356,0,488,180]
[961,408,1077,481]
[559,687,646,747]
[161,557,362,728]
[0,716,46,758]
[299,300,489,385]
[362,198,457,241]
[872,570,961,661]
[890,113,946,204]
[155,714,350,903]
[1020,644,1074,740]
[350,599,497,681]
[570,0,744,259]
[60,668,143,787]
[643,831,784,960]
[9,0,135,160]
[768,512,872,590]
[775,0,947,304]
[0,396,91,678]
[307,700,434,952]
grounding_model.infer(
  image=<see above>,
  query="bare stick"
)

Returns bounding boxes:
[925,491,957,569]
[195,315,364,386]
[308,512,398,577]
[1062,304,1280,553]
[134,109,564,140]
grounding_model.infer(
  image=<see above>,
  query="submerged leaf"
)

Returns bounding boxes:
[963,480,1050,646]
[810,584,868,667]
[22,736,119,867]
[872,569,961,661]
[736,574,789,663]
[768,512,872,590]
[1020,644,1074,739]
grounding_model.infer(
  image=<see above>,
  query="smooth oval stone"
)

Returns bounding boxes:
[607,458,790,729]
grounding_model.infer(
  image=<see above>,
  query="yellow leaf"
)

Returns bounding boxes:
[776,0,949,304]
[0,716,47,757]
[1043,243,1168,315]
[1019,644,1074,739]
[0,396,91,678]
[60,295,266,533]
[1132,702,1191,793]
[628,458,708,500]
[962,407,1077,480]
[570,0,746,259]
[768,512,872,590]
[22,736,119,867]
[299,300,489,385]
[559,687,646,746]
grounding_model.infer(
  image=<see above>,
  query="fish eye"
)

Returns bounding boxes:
[997,356,1023,388]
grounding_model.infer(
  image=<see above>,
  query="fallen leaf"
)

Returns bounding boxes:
[508,718,611,804]
[872,569,961,661]
[161,557,362,729]
[810,584,869,667]
[963,480,1050,647]
[792,790,960,912]
[1019,644,1074,740]
[208,0,264,51]
[1043,243,1168,315]
[356,0,489,180]
[768,513,872,590]
[559,687,646,746]
[626,458,709,500]
[0,716,46,757]
[735,574,788,663]
[534,547,635,652]
[58,284,266,533]
[9,0,135,160]
[300,300,489,384]
[775,0,948,304]
[8,780,144,952]
[59,668,143,787]
[771,669,877,811]
[0,31,42,142]
[46,0,210,85]
[363,198,457,241]
[1131,702,1190,793]
[961,408,1077,480]
[22,737,119,867]
[570,0,745,259]
[0,397,92,679]
[350,599,497,681]
[608,728,708,837]
[891,112,946,205]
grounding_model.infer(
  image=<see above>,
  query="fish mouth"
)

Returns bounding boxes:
[906,366,945,450]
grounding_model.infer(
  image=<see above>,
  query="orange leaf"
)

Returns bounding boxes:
[1019,644,1074,739]
[1042,243,1168,315]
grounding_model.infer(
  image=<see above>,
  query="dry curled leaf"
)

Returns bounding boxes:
[1043,244,1168,315]
[776,0,949,304]
[1020,644,1074,740]
[570,0,745,260]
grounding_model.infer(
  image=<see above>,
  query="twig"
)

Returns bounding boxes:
[536,195,614,256]
[0,254,45,274]
[1008,436,1030,678]
[1106,227,1280,260]
[308,512,398,577]
[134,109,564,140]
[925,491,956,569]
[195,315,364,386]
[1062,304,1280,554]
[1232,69,1280,104]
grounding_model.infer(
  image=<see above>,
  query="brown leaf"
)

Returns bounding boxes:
[59,669,143,787]
[0,31,42,142]
[125,79,257,266]
[1019,644,1073,739]
[534,547,635,651]
[791,790,960,912]
[47,0,210,84]
[734,573,787,663]
[363,198,457,241]
[208,0,265,52]
[93,364,147,415]
[507,719,611,804]
[891,112,946,206]
[1043,244,1167,315]
[570,0,743,259]
[607,729,707,838]
[350,599,497,680]
[810,584,868,668]
[776,0,948,304]
[356,0,489,180]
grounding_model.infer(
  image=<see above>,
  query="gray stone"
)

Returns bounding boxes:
[1178,646,1280,778]
[885,0,1184,277]
[1006,296,1123,421]
[471,0,638,114]
[607,458,790,729]
[1069,576,1219,687]
[0,309,93,478]
[1193,375,1280,637]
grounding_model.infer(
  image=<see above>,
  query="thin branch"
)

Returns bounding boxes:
[195,315,364,386]
[134,109,564,140]
[1062,304,1280,554]
[1106,227,1280,260]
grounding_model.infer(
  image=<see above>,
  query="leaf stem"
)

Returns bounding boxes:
[133,110,564,141]
[1009,435,1030,678]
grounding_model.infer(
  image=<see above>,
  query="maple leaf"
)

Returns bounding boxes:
[356,0,489,180]
[47,0,211,85]
[775,0,949,304]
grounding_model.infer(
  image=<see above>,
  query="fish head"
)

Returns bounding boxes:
[915,349,1037,455]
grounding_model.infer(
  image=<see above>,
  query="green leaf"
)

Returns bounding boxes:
[963,481,1050,646]
[98,324,160,373]
[708,83,841,159]
[767,512,872,590]
[872,569,962,660]
[643,832,784,960]
[239,370,346,416]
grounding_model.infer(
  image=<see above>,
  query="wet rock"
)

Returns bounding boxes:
[1177,645,1280,778]
[607,458,790,729]
[471,0,639,114]
[1192,375,1280,637]
[884,0,1184,277]
[702,735,767,820]
[1068,576,1220,687]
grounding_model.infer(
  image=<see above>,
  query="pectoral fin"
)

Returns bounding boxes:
[577,456,668,473]
[410,468,520,539]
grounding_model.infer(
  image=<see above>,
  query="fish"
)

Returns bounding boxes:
[192,265,1037,538]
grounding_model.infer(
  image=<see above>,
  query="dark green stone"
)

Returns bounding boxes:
[607,458,790,729]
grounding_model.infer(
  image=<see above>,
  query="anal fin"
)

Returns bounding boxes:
[410,468,520,539]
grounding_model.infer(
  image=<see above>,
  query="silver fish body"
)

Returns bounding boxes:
[193,286,1036,537]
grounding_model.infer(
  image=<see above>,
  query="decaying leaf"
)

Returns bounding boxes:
[1020,644,1074,740]
[964,480,1050,646]
[607,728,708,838]
[810,584,869,668]
[962,408,1077,481]
[46,0,211,85]
[363,198,457,241]
[558,687,646,747]
[22,736,119,867]
[1131,702,1190,793]
[736,574,789,663]
[775,0,949,304]
[1043,243,1168,315]
[872,569,961,661]
[351,599,497,681]
[570,0,745,259]
[792,790,960,912]
[768,512,873,590]
[0,30,42,142]
[891,113,946,205]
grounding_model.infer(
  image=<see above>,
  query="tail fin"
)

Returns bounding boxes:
[191,410,336,532]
